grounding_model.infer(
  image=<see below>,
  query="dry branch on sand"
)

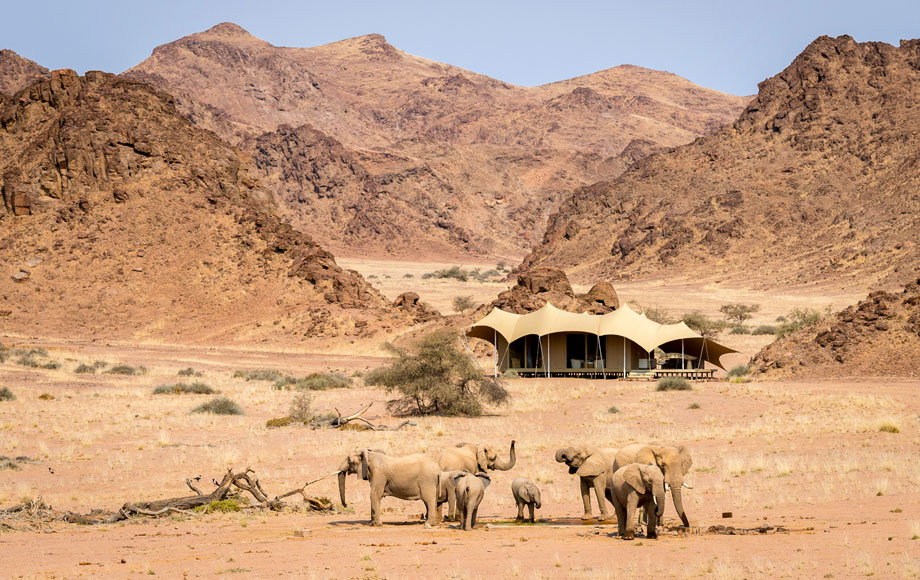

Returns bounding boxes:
[267,402,417,431]
[0,468,333,530]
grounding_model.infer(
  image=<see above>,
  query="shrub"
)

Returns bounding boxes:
[752,325,778,335]
[74,363,96,374]
[607,406,619,414]
[403,273,414,278]
[688,402,701,409]
[105,364,146,376]
[878,422,900,434]
[0,387,15,401]
[452,295,476,313]
[726,364,751,379]
[502,368,519,378]
[274,372,352,391]
[233,369,284,382]
[41,361,61,370]
[631,303,675,324]
[289,393,313,422]
[776,306,832,339]
[38,393,54,400]
[680,311,729,338]
[729,325,750,335]
[266,417,294,429]
[656,376,691,391]
[178,367,203,377]
[719,303,761,325]
[366,329,510,416]
[15,355,39,368]
[496,261,506,271]
[153,382,215,395]
[192,397,243,415]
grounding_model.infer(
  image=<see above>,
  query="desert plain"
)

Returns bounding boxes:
[2,264,918,580]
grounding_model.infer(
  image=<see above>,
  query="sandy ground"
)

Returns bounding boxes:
[2,328,919,579]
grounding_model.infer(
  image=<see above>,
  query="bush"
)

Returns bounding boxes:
[74,363,96,374]
[178,367,203,377]
[680,311,729,338]
[403,273,414,278]
[366,329,510,416]
[452,295,476,313]
[233,369,284,382]
[41,361,61,370]
[266,417,294,429]
[38,393,54,400]
[752,325,778,335]
[153,382,215,395]
[631,303,675,324]
[192,397,243,415]
[878,422,900,434]
[688,402,701,409]
[0,387,15,401]
[776,307,832,338]
[607,406,620,414]
[719,303,761,325]
[274,372,352,391]
[289,393,313,422]
[729,325,750,335]
[726,364,751,379]
[105,364,146,376]
[656,376,691,391]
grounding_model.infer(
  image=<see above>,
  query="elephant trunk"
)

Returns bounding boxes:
[533,488,542,510]
[670,486,689,527]
[654,484,666,519]
[338,471,348,508]
[493,440,516,471]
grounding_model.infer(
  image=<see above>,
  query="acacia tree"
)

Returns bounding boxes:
[366,329,510,416]
[719,303,761,325]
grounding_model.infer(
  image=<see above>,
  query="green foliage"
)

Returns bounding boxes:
[289,393,313,422]
[656,376,692,391]
[630,303,675,324]
[153,382,215,395]
[233,369,285,382]
[434,266,467,282]
[74,363,100,374]
[688,402,701,409]
[752,325,778,335]
[729,325,751,335]
[607,406,620,414]
[366,329,510,416]
[680,311,729,338]
[193,499,242,513]
[105,364,146,376]
[192,397,243,415]
[719,303,761,325]
[452,295,476,313]
[273,372,352,391]
[776,307,832,338]
[178,367,203,377]
[0,387,15,401]
[726,364,751,379]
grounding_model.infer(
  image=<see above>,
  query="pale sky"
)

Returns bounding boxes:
[2,0,918,95]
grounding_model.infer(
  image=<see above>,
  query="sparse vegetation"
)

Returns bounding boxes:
[177,367,203,377]
[719,303,761,325]
[233,369,285,382]
[776,306,833,338]
[104,364,146,376]
[631,303,675,324]
[607,406,620,414]
[452,295,476,313]
[420,265,501,284]
[681,311,730,337]
[0,387,15,401]
[496,261,506,271]
[74,361,108,374]
[192,397,243,415]
[193,499,242,513]
[657,376,692,391]
[38,393,54,400]
[366,328,510,416]
[752,325,778,335]
[729,325,751,334]
[726,364,751,381]
[266,416,294,429]
[153,382,215,395]
[289,393,313,422]
[878,422,900,433]
[273,372,352,391]
[403,273,414,278]
[689,402,701,409]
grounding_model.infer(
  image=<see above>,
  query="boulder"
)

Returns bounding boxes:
[393,291,440,322]
[580,280,620,312]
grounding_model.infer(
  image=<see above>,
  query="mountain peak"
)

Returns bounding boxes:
[200,22,256,39]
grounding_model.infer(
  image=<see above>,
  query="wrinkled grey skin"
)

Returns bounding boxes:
[511,477,542,523]
[614,443,693,527]
[608,463,666,540]
[337,449,441,527]
[436,470,467,519]
[454,472,491,531]
[555,446,617,520]
[438,441,515,521]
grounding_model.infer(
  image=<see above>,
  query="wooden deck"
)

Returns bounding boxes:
[509,368,716,380]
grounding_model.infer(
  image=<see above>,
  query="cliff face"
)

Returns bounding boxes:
[0,70,395,343]
[523,36,920,291]
[0,49,49,97]
[123,23,749,260]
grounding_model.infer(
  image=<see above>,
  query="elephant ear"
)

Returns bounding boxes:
[518,485,532,503]
[476,473,491,490]
[452,472,466,487]
[625,464,646,495]
[677,445,693,474]
[360,449,369,481]
[476,448,490,472]
[575,449,608,477]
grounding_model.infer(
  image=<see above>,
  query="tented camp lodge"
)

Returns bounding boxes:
[465,303,736,379]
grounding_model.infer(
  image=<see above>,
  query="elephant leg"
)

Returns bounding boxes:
[515,500,524,523]
[579,477,593,519]
[447,484,458,522]
[592,476,611,519]
[462,503,471,531]
[369,484,384,527]
[421,485,438,528]
[614,498,626,539]
[527,503,535,523]
[471,505,479,529]
[646,500,658,539]
[624,494,638,540]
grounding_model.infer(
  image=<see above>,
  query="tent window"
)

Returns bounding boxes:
[509,337,525,369]
[525,335,542,369]
[566,334,586,368]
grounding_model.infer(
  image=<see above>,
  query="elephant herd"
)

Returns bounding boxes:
[336,440,693,539]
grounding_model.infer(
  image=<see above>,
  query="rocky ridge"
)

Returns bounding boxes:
[522,36,920,291]
[0,49,49,97]
[0,70,394,343]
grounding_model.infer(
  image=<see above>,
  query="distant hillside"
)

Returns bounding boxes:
[523,36,920,291]
[0,49,48,96]
[0,70,399,344]
[123,23,749,260]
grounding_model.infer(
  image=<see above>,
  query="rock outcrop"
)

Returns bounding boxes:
[0,49,49,96]
[483,267,618,315]
[393,292,441,322]
[752,278,920,378]
[523,36,920,291]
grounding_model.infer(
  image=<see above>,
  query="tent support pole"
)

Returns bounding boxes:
[623,337,627,380]
[547,335,551,378]
[539,335,547,378]
[493,329,498,378]
[597,335,605,379]
[682,339,685,370]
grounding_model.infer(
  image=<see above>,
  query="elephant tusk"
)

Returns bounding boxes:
[682,482,693,489]
[653,495,658,506]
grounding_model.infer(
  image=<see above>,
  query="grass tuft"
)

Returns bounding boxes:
[607,406,620,414]
[726,364,751,379]
[105,364,146,376]
[177,367,203,377]
[192,397,243,415]
[689,402,701,409]
[153,382,215,395]
[273,372,352,391]
[233,369,284,382]
[656,376,691,391]
[878,422,900,434]
[0,387,15,401]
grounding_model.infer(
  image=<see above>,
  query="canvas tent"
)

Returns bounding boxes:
[465,303,735,377]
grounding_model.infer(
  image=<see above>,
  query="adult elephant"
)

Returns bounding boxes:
[554,446,617,520]
[337,449,441,527]
[438,441,515,520]
[613,443,693,527]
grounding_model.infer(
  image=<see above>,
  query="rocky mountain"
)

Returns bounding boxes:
[0,70,400,344]
[0,49,48,97]
[522,36,920,291]
[123,23,749,260]
[752,278,920,377]
[476,267,620,316]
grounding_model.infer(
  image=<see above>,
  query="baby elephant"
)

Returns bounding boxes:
[608,463,666,540]
[453,472,491,530]
[511,477,542,523]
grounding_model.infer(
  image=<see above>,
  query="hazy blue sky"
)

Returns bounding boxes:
[3,0,918,95]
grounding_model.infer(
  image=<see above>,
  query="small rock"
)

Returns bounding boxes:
[484,523,494,531]
[131,267,143,273]
[11,270,30,282]
[24,258,41,267]
[136,250,145,258]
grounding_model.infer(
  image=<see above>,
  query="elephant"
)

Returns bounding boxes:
[436,470,467,517]
[554,446,618,520]
[608,463,666,540]
[337,449,441,527]
[438,440,515,520]
[453,471,491,530]
[510,477,542,523]
[613,443,693,527]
